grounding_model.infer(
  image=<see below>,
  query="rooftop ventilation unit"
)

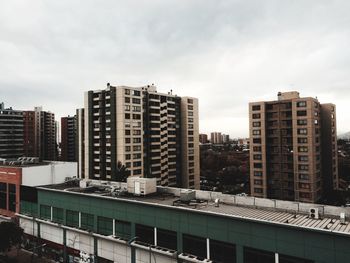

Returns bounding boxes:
[340,212,346,224]
[180,190,196,203]
[127,177,157,196]
[309,208,319,219]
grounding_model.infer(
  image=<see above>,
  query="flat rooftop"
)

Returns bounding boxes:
[41,180,350,237]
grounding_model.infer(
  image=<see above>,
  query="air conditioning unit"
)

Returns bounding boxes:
[180,190,196,202]
[340,212,346,224]
[309,208,319,219]
[127,177,157,196]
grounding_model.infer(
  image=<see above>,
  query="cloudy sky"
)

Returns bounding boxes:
[1,0,349,137]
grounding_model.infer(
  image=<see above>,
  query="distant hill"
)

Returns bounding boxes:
[338,132,350,140]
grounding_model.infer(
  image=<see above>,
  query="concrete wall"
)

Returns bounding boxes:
[22,162,77,186]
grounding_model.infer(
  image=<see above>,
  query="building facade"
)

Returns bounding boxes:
[79,84,199,189]
[199,133,208,144]
[0,103,24,159]
[24,107,57,161]
[210,132,223,144]
[18,180,350,263]
[0,160,77,217]
[249,91,338,203]
[61,116,77,162]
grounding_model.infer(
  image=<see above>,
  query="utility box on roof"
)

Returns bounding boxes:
[127,177,157,196]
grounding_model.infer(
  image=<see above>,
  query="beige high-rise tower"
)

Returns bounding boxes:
[249,91,338,203]
[77,84,200,189]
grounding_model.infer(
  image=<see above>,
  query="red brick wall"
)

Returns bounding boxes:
[0,167,22,217]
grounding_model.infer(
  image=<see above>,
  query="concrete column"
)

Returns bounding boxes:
[78,212,82,228]
[50,206,53,221]
[154,227,157,246]
[236,245,244,263]
[131,222,136,263]
[275,252,279,263]
[206,238,210,259]
[113,219,116,236]
[63,229,67,263]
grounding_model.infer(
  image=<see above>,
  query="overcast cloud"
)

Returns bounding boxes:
[0,0,349,137]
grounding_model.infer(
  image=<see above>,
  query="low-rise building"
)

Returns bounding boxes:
[0,159,77,217]
[18,178,350,263]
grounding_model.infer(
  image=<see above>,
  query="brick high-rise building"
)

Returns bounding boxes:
[249,91,338,203]
[199,133,208,144]
[24,107,57,161]
[210,132,222,144]
[61,116,77,162]
[0,103,23,159]
[78,84,200,189]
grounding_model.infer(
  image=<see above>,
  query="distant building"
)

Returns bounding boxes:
[210,132,222,144]
[76,108,85,179]
[0,159,76,217]
[78,84,200,189]
[249,91,338,203]
[24,107,57,161]
[222,134,230,143]
[0,103,24,158]
[61,116,77,162]
[199,133,208,144]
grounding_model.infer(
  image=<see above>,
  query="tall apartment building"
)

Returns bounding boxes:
[24,107,57,161]
[222,134,230,144]
[249,91,338,203]
[78,84,199,189]
[210,132,222,144]
[0,103,24,159]
[199,133,208,144]
[77,109,85,178]
[60,116,77,161]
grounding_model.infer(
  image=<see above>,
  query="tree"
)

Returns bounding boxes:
[0,221,23,253]
[113,161,130,182]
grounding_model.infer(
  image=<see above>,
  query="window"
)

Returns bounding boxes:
[125,154,131,160]
[115,221,131,240]
[125,138,131,144]
[125,89,130,95]
[254,171,263,177]
[253,138,261,144]
[298,129,307,135]
[244,247,274,263]
[97,216,113,235]
[133,106,141,112]
[298,155,308,162]
[210,239,236,263]
[299,174,309,180]
[8,184,16,212]
[125,130,130,135]
[157,228,177,250]
[133,153,141,159]
[252,105,261,111]
[188,105,193,110]
[40,205,51,220]
[125,113,130,119]
[297,110,307,116]
[253,130,261,135]
[81,213,94,231]
[132,98,141,104]
[314,119,319,125]
[253,121,261,127]
[187,98,193,104]
[66,210,79,228]
[254,179,263,185]
[254,163,262,168]
[298,146,308,152]
[124,105,130,111]
[297,119,307,125]
[133,145,141,151]
[253,146,262,152]
[183,234,206,259]
[252,113,261,119]
[254,188,263,193]
[132,90,140,96]
[125,146,131,152]
[253,154,262,160]
[135,224,154,245]
[125,97,130,103]
[133,130,141,135]
[133,138,141,143]
[297,101,307,107]
[298,137,308,143]
[133,114,141,120]
[299,164,309,171]
[52,207,64,223]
